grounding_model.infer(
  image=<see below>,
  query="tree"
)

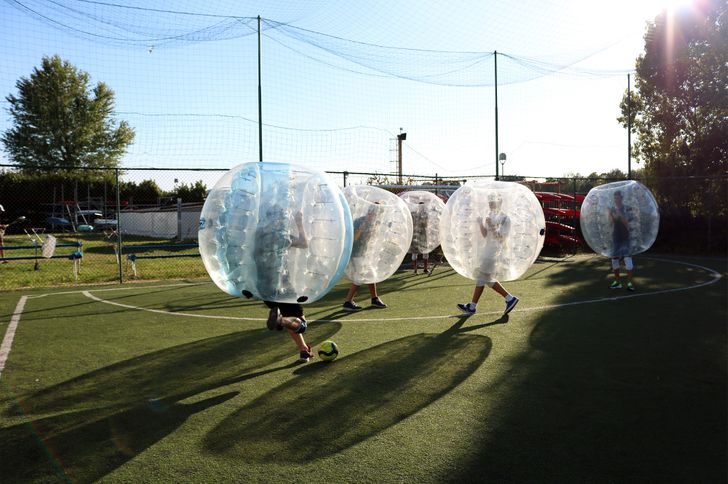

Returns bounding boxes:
[2,55,135,174]
[125,179,162,205]
[171,180,209,202]
[618,0,727,217]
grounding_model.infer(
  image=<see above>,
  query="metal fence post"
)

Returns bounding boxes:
[116,168,123,283]
[177,197,183,240]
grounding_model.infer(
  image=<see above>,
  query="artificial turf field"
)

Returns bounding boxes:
[0,254,725,483]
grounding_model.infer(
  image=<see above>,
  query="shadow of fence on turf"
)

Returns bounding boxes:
[202,320,493,462]
[447,256,727,482]
[0,323,341,482]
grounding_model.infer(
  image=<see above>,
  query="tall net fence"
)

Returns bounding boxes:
[0,164,725,290]
[1,0,639,180]
[0,2,724,288]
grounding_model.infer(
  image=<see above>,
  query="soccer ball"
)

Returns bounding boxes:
[318,340,339,361]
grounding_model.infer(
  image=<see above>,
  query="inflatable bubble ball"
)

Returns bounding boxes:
[198,162,353,303]
[343,185,413,285]
[440,180,546,282]
[579,180,659,258]
[399,190,446,255]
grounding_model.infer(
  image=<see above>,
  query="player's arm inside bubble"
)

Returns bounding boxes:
[290,211,308,249]
[495,216,510,240]
[477,216,488,238]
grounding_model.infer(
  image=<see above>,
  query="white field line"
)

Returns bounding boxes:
[0,296,28,378]
[82,290,261,321]
[79,257,722,324]
[27,281,208,299]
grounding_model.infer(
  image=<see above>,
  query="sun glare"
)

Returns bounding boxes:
[647,0,695,15]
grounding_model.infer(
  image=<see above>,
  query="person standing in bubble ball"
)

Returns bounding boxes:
[254,208,315,363]
[254,206,306,296]
[410,202,430,274]
[608,190,635,291]
[457,193,519,315]
[342,203,388,311]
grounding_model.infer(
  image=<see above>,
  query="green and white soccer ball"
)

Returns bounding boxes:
[318,340,339,362]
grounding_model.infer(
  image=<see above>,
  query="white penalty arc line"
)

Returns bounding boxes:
[80,258,722,323]
[0,296,28,378]
[27,281,208,299]
[82,291,261,321]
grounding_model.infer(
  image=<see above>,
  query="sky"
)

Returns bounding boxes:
[0,0,693,189]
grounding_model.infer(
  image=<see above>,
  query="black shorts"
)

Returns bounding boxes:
[263,301,304,318]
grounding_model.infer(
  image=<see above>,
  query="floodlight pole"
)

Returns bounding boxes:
[397,129,406,185]
[494,51,499,181]
[258,15,263,163]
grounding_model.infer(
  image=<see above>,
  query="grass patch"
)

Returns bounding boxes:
[1,233,207,290]
[0,254,725,482]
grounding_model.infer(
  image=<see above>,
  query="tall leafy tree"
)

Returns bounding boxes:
[2,55,135,174]
[618,0,727,218]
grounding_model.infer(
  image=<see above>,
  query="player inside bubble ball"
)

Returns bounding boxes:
[343,202,388,310]
[255,207,314,363]
[608,190,635,291]
[457,193,519,316]
[410,202,430,274]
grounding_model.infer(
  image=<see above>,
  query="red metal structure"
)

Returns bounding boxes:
[534,192,585,248]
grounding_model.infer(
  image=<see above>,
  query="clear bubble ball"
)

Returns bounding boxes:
[343,185,413,285]
[579,180,659,258]
[198,162,353,303]
[440,181,546,283]
[399,190,446,254]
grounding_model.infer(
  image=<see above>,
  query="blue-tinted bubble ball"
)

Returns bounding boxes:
[343,185,413,285]
[579,180,659,258]
[198,162,353,303]
[440,181,546,282]
[399,190,446,254]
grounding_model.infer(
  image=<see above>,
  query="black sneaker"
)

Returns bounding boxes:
[504,296,519,315]
[266,306,282,330]
[371,297,387,308]
[457,303,476,314]
[343,300,362,311]
[298,345,313,363]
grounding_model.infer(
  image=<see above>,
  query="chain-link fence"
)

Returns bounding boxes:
[1,165,725,290]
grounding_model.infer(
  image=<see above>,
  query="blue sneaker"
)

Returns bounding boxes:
[457,303,476,314]
[504,296,519,315]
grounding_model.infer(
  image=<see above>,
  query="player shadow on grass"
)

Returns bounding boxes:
[0,323,343,481]
[202,316,495,462]
[0,392,238,483]
[3,323,342,419]
[450,312,509,330]
[447,257,728,482]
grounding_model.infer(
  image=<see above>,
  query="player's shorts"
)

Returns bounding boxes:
[264,301,304,318]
